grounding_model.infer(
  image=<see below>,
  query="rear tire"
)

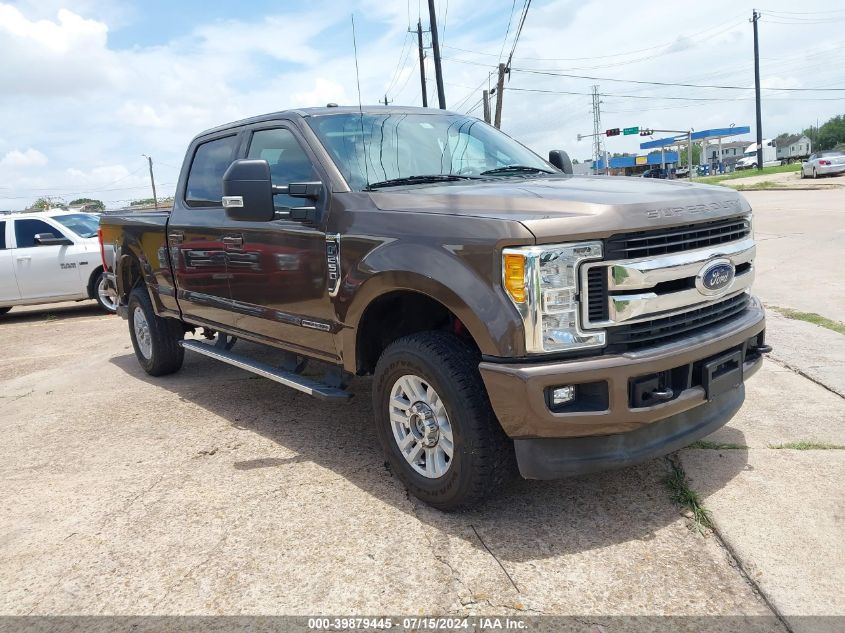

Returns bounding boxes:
[128,287,184,376]
[373,331,514,511]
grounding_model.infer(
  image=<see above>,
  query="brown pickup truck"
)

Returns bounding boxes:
[100,106,768,510]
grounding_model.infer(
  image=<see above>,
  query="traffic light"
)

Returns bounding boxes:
[605,128,620,137]
[640,129,654,136]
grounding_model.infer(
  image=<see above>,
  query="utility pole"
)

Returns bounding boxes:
[427,0,446,109]
[751,9,763,171]
[591,85,603,170]
[482,89,491,124]
[493,63,506,128]
[381,94,392,106]
[415,20,428,108]
[142,154,158,209]
[688,132,694,181]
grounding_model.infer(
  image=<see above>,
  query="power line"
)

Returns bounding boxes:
[504,0,531,68]
[509,67,845,91]
[497,0,517,63]
[503,86,844,102]
[444,14,747,63]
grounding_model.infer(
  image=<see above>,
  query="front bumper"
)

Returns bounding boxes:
[515,385,744,479]
[479,295,765,441]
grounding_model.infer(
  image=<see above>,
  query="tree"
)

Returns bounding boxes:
[678,143,702,167]
[30,197,67,211]
[69,198,105,212]
[802,114,845,151]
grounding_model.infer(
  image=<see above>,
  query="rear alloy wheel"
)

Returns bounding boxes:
[94,271,118,313]
[373,331,514,511]
[128,287,184,376]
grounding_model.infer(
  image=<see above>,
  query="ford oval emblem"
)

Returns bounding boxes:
[696,259,735,296]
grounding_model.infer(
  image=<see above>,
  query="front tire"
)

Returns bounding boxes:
[373,331,514,511]
[128,287,184,376]
[0,307,11,316]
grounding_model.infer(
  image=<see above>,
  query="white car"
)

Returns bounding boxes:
[801,151,845,179]
[0,210,116,316]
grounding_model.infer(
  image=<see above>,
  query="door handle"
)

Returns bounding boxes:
[16,256,31,261]
[222,235,244,248]
[168,231,185,244]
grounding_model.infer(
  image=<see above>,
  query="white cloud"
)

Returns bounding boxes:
[1,148,48,167]
[1,0,843,210]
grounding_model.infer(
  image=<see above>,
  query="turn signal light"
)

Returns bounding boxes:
[503,254,526,303]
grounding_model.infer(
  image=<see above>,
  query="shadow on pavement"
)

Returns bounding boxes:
[110,342,749,562]
[2,302,105,324]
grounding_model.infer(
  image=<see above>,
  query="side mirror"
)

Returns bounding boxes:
[222,159,275,222]
[548,150,573,174]
[34,233,73,246]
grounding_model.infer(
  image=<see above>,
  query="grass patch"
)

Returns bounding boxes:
[729,181,781,191]
[697,163,801,185]
[768,441,845,450]
[664,457,712,533]
[770,307,845,336]
[688,440,748,450]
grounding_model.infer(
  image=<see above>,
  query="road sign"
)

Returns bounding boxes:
[623,127,639,135]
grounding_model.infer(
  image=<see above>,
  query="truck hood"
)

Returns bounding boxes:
[367,175,750,242]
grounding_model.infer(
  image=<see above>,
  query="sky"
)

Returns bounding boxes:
[1,0,843,209]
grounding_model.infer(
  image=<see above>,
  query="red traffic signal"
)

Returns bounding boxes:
[605,128,620,137]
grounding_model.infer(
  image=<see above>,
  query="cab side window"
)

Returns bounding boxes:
[247,128,318,209]
[185,135,238,207]
[0,221,6,249]
[14,219,65,248]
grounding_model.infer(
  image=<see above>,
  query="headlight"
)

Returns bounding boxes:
[502,241,605,353]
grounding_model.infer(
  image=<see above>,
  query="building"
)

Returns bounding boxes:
[776,135,812,162]
[703,141,748,168]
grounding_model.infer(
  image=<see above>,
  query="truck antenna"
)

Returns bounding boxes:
[351,13,369,187]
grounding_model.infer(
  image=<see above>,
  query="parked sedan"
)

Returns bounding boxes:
[801,151,845,179]
[640,168,669,179]
[0,210,116,316]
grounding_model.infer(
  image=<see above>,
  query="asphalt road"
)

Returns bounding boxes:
[1,189,843,631]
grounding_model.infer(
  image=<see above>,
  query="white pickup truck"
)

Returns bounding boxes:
[0,210,116,315]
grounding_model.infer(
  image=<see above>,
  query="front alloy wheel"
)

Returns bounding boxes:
[390,374,454,478]
[373,331,514,511]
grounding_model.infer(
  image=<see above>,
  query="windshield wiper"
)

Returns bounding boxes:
[365,174,480,190]
[480,165,555,175]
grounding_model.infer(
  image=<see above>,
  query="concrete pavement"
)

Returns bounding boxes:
[1,188,844,629]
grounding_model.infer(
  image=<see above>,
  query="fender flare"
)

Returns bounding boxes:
[338,242,525,370]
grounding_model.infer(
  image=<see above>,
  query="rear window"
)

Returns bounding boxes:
[820,151,844,157]
[185,135,238,207]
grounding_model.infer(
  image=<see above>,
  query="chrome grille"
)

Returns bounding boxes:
[580,214,755,349]
[605,217,751,259]
[606,293,749,351]
[586,266,608,322]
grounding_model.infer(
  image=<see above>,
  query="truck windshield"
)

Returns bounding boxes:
[53,213,100,238]
[307,112,553,190]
